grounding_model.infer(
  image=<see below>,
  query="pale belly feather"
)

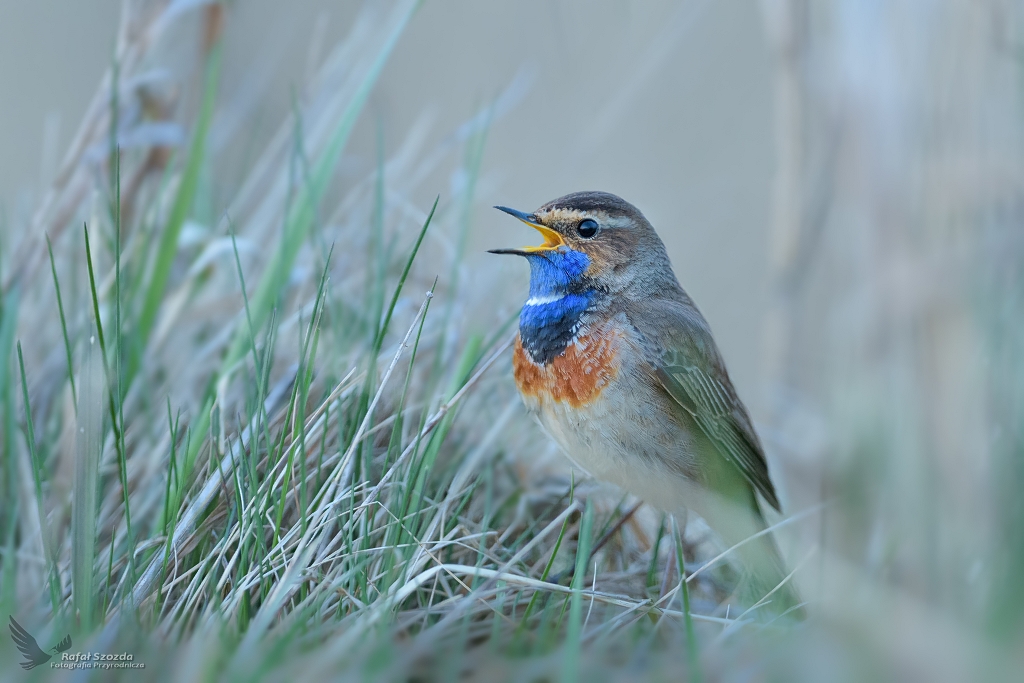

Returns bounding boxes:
[513,320,705,515]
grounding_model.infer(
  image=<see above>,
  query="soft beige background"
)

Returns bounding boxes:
[0,0,775,410]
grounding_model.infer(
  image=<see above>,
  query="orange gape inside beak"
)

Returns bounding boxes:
[520,223,565,252]
[491,205,566,255]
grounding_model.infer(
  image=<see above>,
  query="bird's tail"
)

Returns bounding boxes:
[732,518,805,621]
[692,491,805,621]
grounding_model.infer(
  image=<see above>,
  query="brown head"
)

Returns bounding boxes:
[490,191,682,300]
[490,192,686,363]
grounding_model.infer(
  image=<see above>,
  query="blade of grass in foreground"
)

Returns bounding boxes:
[72,336,105,630]
[134,41,221,363]
[517,492,574,638]
[84,222,135,603]
[17,342,61,613]
[673,515,701,682]
[0,288,20,618]
[227,2,420,372]
[164,4,420,528]
[111,152,136,596]
[46,235,77,408]
[133,195,435,622]
[646,514,667,593]
[228,290,437,674]
[406,334,483,535]
[273,254,332,542]
[561,500,594,683]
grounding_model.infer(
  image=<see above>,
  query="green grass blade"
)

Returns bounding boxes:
[274,255,331,541]
[368,121,387,338]
[561,499,594,683]
[17,342,61,612]
[0,288,19,617]
[135,42,222,353]
[83,224,107,354]
[112,150,135,594]
[518,494,574,632]
[646,514,666,593]
[437,111,490,357]
[72,336,106,630]
[673,516,700,681]
[169,11,420,515]
[375,196,438,354]
[46,235,77,408]
[409,333,482,524]
[225,6,419,371]
[15,344,43,502]
[84,221,133,593]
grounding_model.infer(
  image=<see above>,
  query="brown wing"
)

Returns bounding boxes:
[655,361,780,511]
[628,296,781,512]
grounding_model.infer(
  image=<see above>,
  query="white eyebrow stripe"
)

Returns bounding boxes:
[524,294,567,306]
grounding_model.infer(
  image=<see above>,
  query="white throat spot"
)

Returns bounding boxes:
[524,293,567,307]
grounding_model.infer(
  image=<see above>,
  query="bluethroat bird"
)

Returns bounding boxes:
[490,191,802,619]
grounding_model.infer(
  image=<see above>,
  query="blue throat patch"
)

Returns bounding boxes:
[519,248,598,365]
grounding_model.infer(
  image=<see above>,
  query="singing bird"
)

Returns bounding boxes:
[490,191,801,618]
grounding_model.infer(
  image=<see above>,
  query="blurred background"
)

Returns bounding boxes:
[0,0,776,405]
[1,1,1022,680]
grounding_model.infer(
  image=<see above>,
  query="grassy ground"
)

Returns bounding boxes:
[1,2,1023,681]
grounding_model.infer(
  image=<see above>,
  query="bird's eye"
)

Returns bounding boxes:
[576,219,598,238]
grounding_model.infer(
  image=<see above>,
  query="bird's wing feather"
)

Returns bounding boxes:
[630,297,781,511]
[8,617,51,667]
[655,364,779,510]
[55,634,73,652]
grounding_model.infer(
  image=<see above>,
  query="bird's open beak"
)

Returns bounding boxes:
[488,206,565,256]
